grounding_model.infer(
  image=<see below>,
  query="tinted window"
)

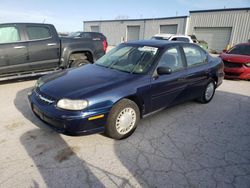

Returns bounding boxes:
[92,33,103,40]
[83,33,93,39]
[151,36,168,40]
[27,26,51,40]
[172,37,189,42]
[158,46,184,72]
[183,46,206,67]
[0,26,20,43]
[228,45,250,56]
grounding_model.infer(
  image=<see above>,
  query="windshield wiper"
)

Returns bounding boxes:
[108,48,134,69]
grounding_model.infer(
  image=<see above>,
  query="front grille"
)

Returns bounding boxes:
[223,60,242,68]
[34,88,56,105]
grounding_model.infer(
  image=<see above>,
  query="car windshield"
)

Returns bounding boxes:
[228,44,250,56]
[95,45,159,74]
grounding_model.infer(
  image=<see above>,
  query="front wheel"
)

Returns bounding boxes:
[197,80,216,103]
[105,99,140,140]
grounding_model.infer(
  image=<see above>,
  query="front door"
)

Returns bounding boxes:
[150,45,188,112]
[0,24,29,75]
[182,44,209,100]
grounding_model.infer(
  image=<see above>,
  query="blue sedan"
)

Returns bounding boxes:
[28,40,224,139]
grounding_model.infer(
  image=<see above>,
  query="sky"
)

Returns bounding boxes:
[0,0,249,32]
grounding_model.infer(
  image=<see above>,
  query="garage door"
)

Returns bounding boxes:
[91,26,100,32]
[194,27,232,52]
[160,25,177,34]
[127,26,140,41]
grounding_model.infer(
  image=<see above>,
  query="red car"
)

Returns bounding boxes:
[220,43,250,80]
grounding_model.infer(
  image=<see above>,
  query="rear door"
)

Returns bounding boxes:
[0,24,29,75]
[182,44,209,100]
[150,45,188,111]
[25,24,60,71]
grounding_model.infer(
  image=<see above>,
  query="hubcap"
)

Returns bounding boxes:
[115,108,136,135]
[205,82,215,101]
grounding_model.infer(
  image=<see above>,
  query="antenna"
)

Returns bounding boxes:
[42,19,46,24]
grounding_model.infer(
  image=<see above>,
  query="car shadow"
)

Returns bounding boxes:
[15,87,106,187]
[112,90,250,187]
[20,129,105,187]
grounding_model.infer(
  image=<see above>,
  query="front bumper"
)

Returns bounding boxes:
[224,66,250,80]
[28,91,110,136]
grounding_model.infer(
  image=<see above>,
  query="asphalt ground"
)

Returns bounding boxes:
[0,79,249,188]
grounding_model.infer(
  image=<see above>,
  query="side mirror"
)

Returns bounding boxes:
[157,66,172,75]
[222,49,227,53]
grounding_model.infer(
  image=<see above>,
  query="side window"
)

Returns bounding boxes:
[158,46,184,72]
[92,33,101,40]
[82,33,92,39]
[27,26,51,40]
[0,26,21,43]
[183,46,206,67]
[171,37,189,42]
[177,37,190,42]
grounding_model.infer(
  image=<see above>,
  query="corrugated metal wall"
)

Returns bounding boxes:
[188,10,250,45]
[84,17,187,46]
[84,9,250,47]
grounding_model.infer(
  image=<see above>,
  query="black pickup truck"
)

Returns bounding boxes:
[0,23,106,81]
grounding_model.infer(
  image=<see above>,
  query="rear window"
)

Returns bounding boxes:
[151,36,169,40]
[171,37,190,42]
[27,26,51,40]
[0,26,21,43]
[228,45,250,56]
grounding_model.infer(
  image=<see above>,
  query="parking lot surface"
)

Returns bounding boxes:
[0,79,249,188]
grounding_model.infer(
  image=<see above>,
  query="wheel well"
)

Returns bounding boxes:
[125,95,144,118]
[211,76,218,87]
[69,51,93,63]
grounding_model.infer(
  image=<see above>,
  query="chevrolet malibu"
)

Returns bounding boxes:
[28,40,224,139]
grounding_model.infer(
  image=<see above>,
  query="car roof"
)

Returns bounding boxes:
[126,39,181,48]
[235,42,250,46]
[0,23,53,26]
[74,31,103,35]
[153,33,191,38]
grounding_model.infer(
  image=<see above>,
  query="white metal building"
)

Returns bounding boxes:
[188,8,250,52]
[84,7,250,52]
[84,16,188,46]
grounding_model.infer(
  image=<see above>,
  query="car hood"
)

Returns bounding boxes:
[39,64,138,99]
[220,53,250,63]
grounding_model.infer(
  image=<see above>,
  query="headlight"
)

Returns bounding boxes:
[57,99,88,111]
[245,62,250,67]
[35,78,44,88]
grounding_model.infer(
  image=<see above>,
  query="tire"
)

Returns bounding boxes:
[70,59,90,67]
[105,99,140,140]
[69,54,90,68]
[197,79,216,103]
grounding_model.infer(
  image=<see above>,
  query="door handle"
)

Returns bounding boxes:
[47,43,56,46]
[14,46,26,49]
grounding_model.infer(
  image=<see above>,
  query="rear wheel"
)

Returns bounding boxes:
[69,54,90,67]
[105,99,140,140]
[197,80,216,103]
[70,59,90,67]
